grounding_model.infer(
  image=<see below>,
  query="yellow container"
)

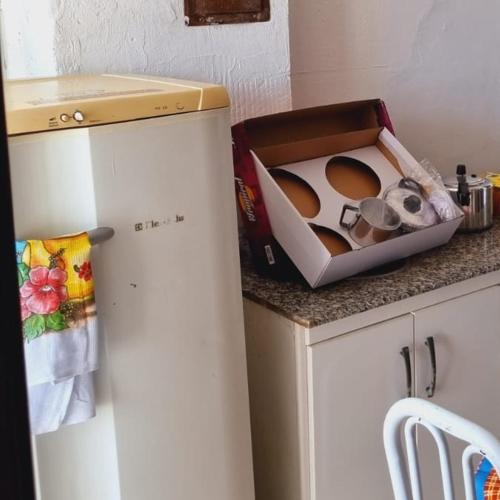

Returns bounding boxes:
[485,172,500,216]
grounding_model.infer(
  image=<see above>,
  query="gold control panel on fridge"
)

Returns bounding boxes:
[5,74,229,135]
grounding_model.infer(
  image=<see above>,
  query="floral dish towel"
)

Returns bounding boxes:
[16,232,98,434]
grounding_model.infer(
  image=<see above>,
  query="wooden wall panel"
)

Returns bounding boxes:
[185,0,270,26]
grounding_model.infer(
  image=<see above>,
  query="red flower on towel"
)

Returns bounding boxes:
[19,296,31,321]
[20,266,68,315]
[76,261,92,281]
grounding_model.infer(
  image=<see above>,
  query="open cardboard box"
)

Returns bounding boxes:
[232,100,463,288]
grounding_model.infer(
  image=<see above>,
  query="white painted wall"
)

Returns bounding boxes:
[0,0,57,78]
[1,0,291,123]
[4,0,500,175]
[290,0,500,177]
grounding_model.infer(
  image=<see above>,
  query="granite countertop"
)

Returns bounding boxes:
[240,218,500,328]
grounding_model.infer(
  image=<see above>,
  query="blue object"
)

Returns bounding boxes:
[15,240,27,263]
[476,457,493,500]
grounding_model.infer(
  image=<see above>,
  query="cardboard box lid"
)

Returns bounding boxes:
[240,99,395,168]
[242,99,393,150]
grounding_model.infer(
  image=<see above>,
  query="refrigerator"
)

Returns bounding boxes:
[6,74,254,500]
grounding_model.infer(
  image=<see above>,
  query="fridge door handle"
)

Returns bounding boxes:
[88,227,114,246]
[400,346,412,398]
[425,336,437,398]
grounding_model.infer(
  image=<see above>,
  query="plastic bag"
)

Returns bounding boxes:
[397,157,463,222]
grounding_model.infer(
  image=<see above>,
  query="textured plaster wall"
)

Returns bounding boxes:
[1,0,291,123]
[4,1,500,174]
[290,0,500,176]
[1,0,57,78]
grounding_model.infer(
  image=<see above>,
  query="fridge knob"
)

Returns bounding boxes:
[60,113,71,123]
[73,110,85,123]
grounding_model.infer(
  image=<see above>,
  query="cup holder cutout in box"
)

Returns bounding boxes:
[310,224,352,256]
[270,169,320,218]
[326,156,381,200]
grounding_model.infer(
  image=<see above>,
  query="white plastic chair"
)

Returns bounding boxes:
[384,398,500,500]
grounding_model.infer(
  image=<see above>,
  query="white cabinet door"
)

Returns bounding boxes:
[415,286,500,500]
[309,315,414,500]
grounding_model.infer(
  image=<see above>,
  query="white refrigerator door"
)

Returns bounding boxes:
[9,129,122,500]
[89,108,254,500]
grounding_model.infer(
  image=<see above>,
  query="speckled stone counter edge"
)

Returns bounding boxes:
[240,218,500,328]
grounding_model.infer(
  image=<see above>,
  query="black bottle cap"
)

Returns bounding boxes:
[457,164,467,176]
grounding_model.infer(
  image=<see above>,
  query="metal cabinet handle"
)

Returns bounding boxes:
[400,346,412,397]
[425,336,437,398]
